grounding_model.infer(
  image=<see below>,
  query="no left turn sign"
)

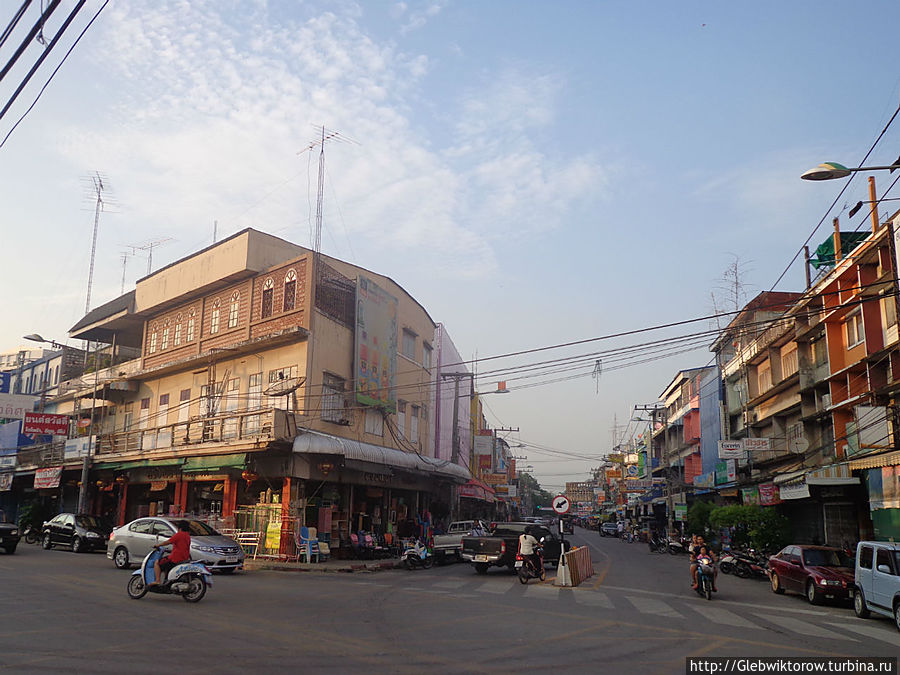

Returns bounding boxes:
[552,495,570,515]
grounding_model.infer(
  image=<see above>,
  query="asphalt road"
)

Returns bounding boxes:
[1,527,898,674]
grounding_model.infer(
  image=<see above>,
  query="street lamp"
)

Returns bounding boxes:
[23,333,67,349]
[800,161,900,181]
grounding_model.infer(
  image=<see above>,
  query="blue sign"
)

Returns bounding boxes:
[0,373,10,394]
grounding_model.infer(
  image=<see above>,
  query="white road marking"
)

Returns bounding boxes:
[826,621,900,648]
[626,595,682,618]
[687,605,761,629]
[433,580,469,590]
[573,591,614,609]
[760,614,856,641]
[476,582,512,594]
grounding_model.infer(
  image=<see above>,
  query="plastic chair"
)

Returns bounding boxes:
[296,526,319,563]
[349,533,364,559]
[307,527,321,562]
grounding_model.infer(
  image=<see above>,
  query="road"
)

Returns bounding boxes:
[1,527,897,674]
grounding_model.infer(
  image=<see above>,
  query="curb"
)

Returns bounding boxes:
[242,559,402,574]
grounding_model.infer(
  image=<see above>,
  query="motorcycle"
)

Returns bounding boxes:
[668,536,689,556]
[402,539,434,570]
[516,546,546,584]
[22,524,40,545]
[648,533,668,554]
[127,547,213,602]
[695,555,715,601]
[732,549,768,579]
[719,549,736,575]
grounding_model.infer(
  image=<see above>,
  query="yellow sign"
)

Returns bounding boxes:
[607,453,624,463]
[481,473,507,485]
[265,521,282,551]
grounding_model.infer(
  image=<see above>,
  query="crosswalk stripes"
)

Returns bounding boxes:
[572,591,614,608]
[825,621,900,647]
[433,580,470,590]
[684,604,760,629]
[474,581,513,594]
[760,614,857,641]
[626,594,683,619]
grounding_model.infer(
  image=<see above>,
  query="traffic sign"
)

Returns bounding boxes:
[552,495,570,515]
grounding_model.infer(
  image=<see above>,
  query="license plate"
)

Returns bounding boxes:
[225,557,238,563]
[474,555,488,562]
[514,560,523,568]
[848,590,855,598]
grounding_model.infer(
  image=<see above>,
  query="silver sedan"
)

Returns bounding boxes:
[107,517,244,572]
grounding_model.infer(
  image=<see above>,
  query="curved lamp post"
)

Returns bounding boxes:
[801,161,900,181]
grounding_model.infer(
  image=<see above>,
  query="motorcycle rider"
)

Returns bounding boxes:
[518,527,542,575]
[150,519,191,586]
[691,538,718,592]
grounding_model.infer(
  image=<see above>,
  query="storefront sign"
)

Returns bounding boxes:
[150,480,168,492]
[694,472,715,488]
[0,454,14,469]
[674,504,687,521]
[363,472,391,484]
[131,467,181,483]
[0,393,36,420]
[265,521,282,551]
[715,459,736,485]
[624,479,653,490]
[718,440,743,459]
[778,480,810,500]
[741,487,760,505]
[64,436,95,460]
[481,472,506,485]
[0,472,12,491]
[607,453,623,463]
[34,466,62,489]
[758,483,781,505]
[23,412,69,436]
[744,438,771,455]
[605,469,622,480]
[473,436,493,456]
[718,488,739,497]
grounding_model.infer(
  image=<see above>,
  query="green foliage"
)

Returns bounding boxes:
[686,500,715,537]
[709,504,789,552]
[17,501,52,529]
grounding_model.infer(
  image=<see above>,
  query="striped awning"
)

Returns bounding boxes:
[806,463,857,486]
[849,450,900,470]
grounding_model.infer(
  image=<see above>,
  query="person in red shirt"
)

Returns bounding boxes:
[151,520,191,586]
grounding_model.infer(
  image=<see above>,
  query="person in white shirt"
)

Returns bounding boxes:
[616,520,624,537]
[519,528,541,573]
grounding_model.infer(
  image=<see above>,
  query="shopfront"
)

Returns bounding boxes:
[773,464,864,546]
[851,451,900,540]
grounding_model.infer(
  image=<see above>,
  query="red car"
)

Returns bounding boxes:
[768,545,855,605]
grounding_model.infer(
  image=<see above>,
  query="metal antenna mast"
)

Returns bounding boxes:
[129,237,174,275]
[84,171,106,314]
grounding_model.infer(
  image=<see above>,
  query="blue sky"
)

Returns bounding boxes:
[2,1,900,490]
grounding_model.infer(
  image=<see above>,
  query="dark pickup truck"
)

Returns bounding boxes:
[460,522,570,574]
[0,509,20,554]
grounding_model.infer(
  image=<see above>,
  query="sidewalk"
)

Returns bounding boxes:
[242,556,402,573]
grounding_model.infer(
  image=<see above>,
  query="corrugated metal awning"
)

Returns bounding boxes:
[806,463,858,485]
[773,468,807,485]
[292,429,471,483]
[849,450,900,470]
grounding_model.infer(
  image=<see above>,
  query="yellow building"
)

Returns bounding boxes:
[55,229,468,550]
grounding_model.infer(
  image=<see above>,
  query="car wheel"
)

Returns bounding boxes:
[474,563,489,575]
[4,544,15,554]
[806,580,822,605]
[113,547,130,569]
[854,589,870,619]
[42,533,53,549]
[770,572,785,594]
[893,601,900,632]
[72,536,83,553]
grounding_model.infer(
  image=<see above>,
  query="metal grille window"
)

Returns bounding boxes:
[283,269,297,312]
[397,400,406,438]
[228,291,240,329]
[210,300,221,334]
[261,278,274,318]
[402,329,416,360]
[365,409,384,437]
[321,373,345,422]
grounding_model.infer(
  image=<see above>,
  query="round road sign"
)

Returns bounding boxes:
[552,495,571,515]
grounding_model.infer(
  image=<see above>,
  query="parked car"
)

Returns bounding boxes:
[0,509,20,554]
[107,517,244,572]
[768,545,855,605]
[433,520,482,563]
[41,513,110,553]
[460,522,570,574]
[599,522,618,537]
[561,517,574,535]
[853,541,900,631]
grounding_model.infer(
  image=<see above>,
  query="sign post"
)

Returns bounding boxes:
[552,494,571,586]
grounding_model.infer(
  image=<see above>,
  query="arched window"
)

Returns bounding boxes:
[161,321,170,350]
[187,309,196,342]
[283,269,297,312]
[149,325,158,353]
[228,291,240,328]
[261,278,274,318]
[210,300,221,334]
[174,313,183,346]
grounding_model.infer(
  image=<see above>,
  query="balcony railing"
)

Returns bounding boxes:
[96,408,295,456]
[16,441,66,468]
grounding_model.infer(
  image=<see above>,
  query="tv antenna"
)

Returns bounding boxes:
[82,171,112,314]
[128,237,174,275]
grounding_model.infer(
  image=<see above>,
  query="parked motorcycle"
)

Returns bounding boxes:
[22,524,40,545]
[695,555,715,601]
[719,549,736,575]
[648,533,668,554]
[402,539,433,570]
[667,536,689,555]
[733,549,768,579]
[127,547,213,602]
[516,546,545,584]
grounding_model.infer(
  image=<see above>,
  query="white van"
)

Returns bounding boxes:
[853,541,900,631]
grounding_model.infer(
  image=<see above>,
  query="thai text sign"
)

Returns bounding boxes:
[354,275,398,413]
[34,466,62,489]
[481,472,506,485]
[744,438,771,455]
[715,459,736,485]
[718,440,743,459]
[759,483,781,505]
[605,469,622,480]
[624,479,653,491]
[474,436,493,456]
[674,504,687,521]
[0,393,36,420]
[24,412,69,436]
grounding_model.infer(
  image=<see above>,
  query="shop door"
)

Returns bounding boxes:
[823,502,857,548]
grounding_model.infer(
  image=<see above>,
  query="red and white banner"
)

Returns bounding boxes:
[34,466,62,489]
[23,412,69,436]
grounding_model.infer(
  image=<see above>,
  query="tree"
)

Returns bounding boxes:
[709,505,789,552]
[686,500,715,537]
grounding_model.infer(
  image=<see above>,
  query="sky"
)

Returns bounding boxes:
[3,1,900,492]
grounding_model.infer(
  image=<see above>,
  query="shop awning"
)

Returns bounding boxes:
[292,429,471,483]
[100,458,185,471]
[773,468,807,485]
[849,450,900,470]
[806,463,858,486]
[459,478,495,502]
[182,453,247,472]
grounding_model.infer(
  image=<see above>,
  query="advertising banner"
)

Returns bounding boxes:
[694,471,715,488]
[741,486,760,505]
[0,472,12,491]
[674,504,687,521]
[744,438,771,455]
[779,480,810,501]
[481,472,507,485]
[0,393,36,420]
[715,459,736,485]
[718,440,743,459]
[0,420,17,469]
[605,469,622,480]
[758,483,782,505]
[24,412,69,436]
[64,436,95,460]
[354,275,398,413]
[473,436,493,456]
[34,466,62,489]
[477,455,492,471]
[867,466,900,510]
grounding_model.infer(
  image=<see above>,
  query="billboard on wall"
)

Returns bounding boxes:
[34,466,62,489]
[0,393,36,420]
[355,275,398,413]
[24,412,69,436]
[474,436,493,456]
